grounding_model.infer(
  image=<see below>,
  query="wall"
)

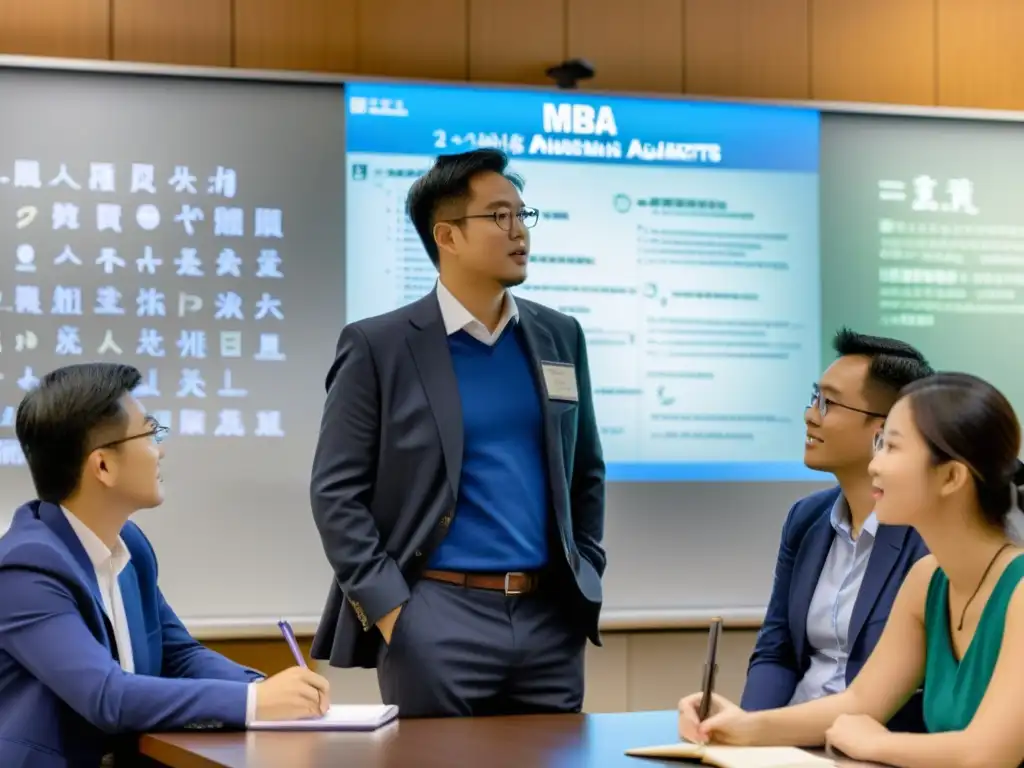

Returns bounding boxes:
[2,0,1016,710]
[1,0,1024,109]
[207,630,759,712]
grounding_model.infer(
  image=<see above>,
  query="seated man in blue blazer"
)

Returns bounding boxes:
[0,363,329,767]
[741,329,932,731]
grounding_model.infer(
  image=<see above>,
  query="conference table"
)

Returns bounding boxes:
[141,710,883,767]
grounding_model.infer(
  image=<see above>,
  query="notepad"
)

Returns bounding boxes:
[625,743,835,768]
[248,704,399,731]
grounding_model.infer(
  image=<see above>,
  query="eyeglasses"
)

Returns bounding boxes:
[446,206,540,232]
[809,383,887,420]
[872,430,885,454]
[94,415,169,451]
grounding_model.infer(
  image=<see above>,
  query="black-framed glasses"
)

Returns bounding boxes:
[94,415,169,451]
[446,206,539,232]
[809,383,887,420]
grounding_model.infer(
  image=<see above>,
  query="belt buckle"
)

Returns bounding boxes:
[504,571,525,596]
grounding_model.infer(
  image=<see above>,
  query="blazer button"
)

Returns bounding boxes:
[414,550,422,557]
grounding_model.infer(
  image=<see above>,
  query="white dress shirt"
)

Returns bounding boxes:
[789,496,878,705]
[61,509,258,724]
[62,509,136,673]
[436,279,518,345]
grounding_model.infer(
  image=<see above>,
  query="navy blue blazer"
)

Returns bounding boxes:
[740,487,929,732]
[0,501,262,768]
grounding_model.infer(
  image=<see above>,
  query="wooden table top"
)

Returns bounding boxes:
[141,710,882,768]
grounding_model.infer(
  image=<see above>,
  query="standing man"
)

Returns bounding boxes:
[740,329,933,731]
[310,149,606,717]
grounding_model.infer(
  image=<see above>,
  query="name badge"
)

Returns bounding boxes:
[541,361,578,402]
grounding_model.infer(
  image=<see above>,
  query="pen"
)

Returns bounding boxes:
[277,619,307,668]
[697,617,723,721]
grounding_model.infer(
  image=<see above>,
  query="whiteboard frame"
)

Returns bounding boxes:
[186,608,767,640]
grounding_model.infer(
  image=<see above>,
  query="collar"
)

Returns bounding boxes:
[435,279,518,337]
[829,494,879,539]
[61,507,131,576]
[1007,508,1024,544]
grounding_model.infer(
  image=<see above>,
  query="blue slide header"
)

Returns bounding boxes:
[344,82,820,172]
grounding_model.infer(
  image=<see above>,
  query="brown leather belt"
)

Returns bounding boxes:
[421,569,541,596]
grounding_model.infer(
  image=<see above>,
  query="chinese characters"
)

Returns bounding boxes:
[1,159,290,464]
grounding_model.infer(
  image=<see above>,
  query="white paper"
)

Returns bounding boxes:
[248,704,399,731]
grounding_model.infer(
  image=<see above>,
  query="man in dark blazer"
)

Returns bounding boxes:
[310,149,606,718]
[741,329,933,731]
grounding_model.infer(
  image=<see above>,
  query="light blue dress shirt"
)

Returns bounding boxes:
[789,496,878,705]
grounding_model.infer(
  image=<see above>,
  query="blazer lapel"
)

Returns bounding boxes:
[117,563,151,675]
[406,292,463,498]
[35,502,119,657]
[848,524,907,648]
[36,502,108,612]
[516,305,570,519]
[790,513,835,661]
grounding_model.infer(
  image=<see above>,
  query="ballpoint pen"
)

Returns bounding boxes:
[277,619,307,668]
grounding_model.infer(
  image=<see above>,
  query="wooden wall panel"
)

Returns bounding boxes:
[112,0,231,67]
[0,0,110,60]
[684,0,809,99]
[811,0,936,105]
[468,0,565,85]
[566,0,684,93]
[207,637,314,676]
[937,0,1024,110]
[356,0,468,80]
[234,0,356,72]
[5,0,1024,112]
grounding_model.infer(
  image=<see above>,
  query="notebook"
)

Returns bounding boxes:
[248,704,399,731]
[625,743,835,768]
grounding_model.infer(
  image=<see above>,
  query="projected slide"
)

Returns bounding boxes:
[821,114,1024,413]
[345,82,823,481]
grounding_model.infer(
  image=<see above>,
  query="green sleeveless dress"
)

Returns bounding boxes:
[923,553,1024,733]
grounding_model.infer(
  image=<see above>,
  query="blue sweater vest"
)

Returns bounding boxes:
[427,325,550,571]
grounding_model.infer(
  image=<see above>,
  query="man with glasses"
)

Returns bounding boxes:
[311,149,605,717]
[0,363,329,766]
[739,328,933,731]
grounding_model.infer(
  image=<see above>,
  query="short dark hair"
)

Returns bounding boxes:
[15,363,142,503]
[901,372,1020,526]
[406,149,524,267]
[832,327,933,403]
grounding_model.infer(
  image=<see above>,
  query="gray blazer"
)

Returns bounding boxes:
[309,290,607,668]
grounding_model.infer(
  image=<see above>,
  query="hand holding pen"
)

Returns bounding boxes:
[250,620,332,721]
[677,619,761,745]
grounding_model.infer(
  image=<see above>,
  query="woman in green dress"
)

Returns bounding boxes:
[678,372,1024,768]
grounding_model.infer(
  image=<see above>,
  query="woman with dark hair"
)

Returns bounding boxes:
[678,372,1024,768]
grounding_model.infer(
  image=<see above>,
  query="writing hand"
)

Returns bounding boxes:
[678,692,757,745]
[255,666,331,721]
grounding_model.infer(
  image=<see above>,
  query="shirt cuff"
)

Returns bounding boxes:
[245,682,259,725]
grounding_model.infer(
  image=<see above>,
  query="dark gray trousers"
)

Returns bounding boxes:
[376,578,586,718]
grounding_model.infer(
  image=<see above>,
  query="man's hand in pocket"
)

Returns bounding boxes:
[376,603,404,645]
